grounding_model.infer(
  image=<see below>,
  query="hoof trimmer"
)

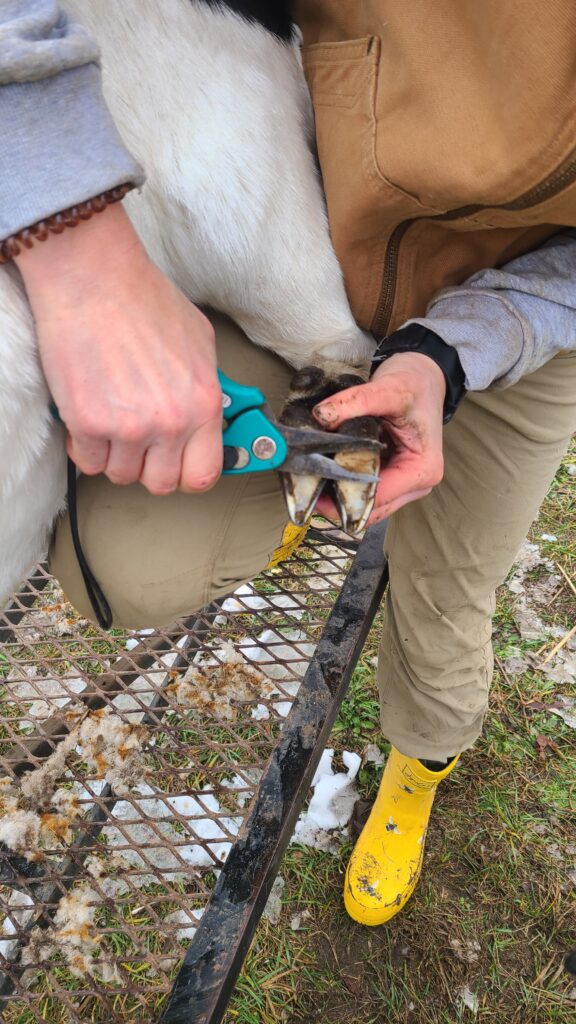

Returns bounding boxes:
[219,369,392,535]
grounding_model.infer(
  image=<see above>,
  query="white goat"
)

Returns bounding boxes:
[0,0,372,603]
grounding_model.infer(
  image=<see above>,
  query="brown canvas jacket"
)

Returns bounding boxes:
[293,0,576,334]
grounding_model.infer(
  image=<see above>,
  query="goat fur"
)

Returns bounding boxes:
[0,0,373,603]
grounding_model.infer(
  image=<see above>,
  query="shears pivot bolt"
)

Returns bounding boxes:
[252,436,278,460]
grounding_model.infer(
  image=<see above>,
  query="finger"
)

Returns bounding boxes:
[313,492,340,521]
[313,378,412,430]
[139,441,185,496]
[104,440,146,486]
[179,419,223,492]
[314,449,441,524]
[369,450,443,509]
[367,486,432,524]
[67,433,109,476]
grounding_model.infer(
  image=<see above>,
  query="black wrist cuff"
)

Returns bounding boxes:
[371,324,467,424]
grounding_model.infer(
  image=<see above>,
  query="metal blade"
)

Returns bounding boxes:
[280,471,325,526]
[278,424,384,455]
[281,451,379,484]
[263,405,384,455]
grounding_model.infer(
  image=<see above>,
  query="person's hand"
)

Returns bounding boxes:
[15,203,222,496]
[313,352,446,524]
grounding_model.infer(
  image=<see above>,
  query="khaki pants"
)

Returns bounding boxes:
[49,315,576,760]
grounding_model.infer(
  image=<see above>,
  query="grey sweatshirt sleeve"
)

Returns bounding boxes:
[0,0,143,239]
[407,230,576,391]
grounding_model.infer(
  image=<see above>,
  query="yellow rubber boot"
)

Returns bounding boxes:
[344,747,459,925]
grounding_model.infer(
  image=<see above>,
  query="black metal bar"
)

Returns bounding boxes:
[161,522,388,1024]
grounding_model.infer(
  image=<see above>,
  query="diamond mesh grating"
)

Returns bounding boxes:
[0,527,356,1022]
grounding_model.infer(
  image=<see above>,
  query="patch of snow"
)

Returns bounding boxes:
[289,909,311,931]
[540,534,558,542]
[221,583,271,614]
[75,779,107,802]
[312,749,334,786]
[220,770,260,809]
[513,598,550,641]
[239,628,316,678]
[269,593,305,618]
[457,985,479,1014]
[219,584,305,620]
[292,748,361,853]
[0,892,34,960]
[548,695,576,731]
[112,650,181,722]
[450,937,481,963]
[262,876,285,925]
[6,670,86,721]
[541,651,576,687]
[164,907,203,941]
[126,628,155,650]
[507,540,563,640]
[100,782,240,885]
[364,743,385,767]
[507,541,551,592]
[302,545,349,593]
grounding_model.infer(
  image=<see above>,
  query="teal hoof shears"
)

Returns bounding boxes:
[218,369,383,479]
[218,371,288,473]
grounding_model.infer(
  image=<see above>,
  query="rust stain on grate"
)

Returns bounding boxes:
[0,528,354,1022]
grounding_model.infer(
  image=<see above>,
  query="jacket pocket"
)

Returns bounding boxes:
[302,37,438,206]
[301,37,437,328]
[297,38,420,323]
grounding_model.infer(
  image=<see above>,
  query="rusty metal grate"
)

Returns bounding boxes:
[0,524,387,1023]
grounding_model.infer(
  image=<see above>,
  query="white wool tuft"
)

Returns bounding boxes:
[23,887,100,979]
[170,642,278,720]
[77,709,149,795]
[0,804,41,855]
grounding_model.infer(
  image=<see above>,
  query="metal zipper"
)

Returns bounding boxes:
[372,150,576,336]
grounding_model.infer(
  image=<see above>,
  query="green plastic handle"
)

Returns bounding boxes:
[217,371,287,474]
[218,370,266,420]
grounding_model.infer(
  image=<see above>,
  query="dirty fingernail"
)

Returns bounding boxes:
[314,403,334,423]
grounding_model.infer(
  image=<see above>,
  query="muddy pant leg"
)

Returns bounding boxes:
[49,315,293,628]
[378,351,576,762]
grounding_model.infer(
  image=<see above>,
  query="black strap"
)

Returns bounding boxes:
[66,458,113,629]
[371,324,467,424]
